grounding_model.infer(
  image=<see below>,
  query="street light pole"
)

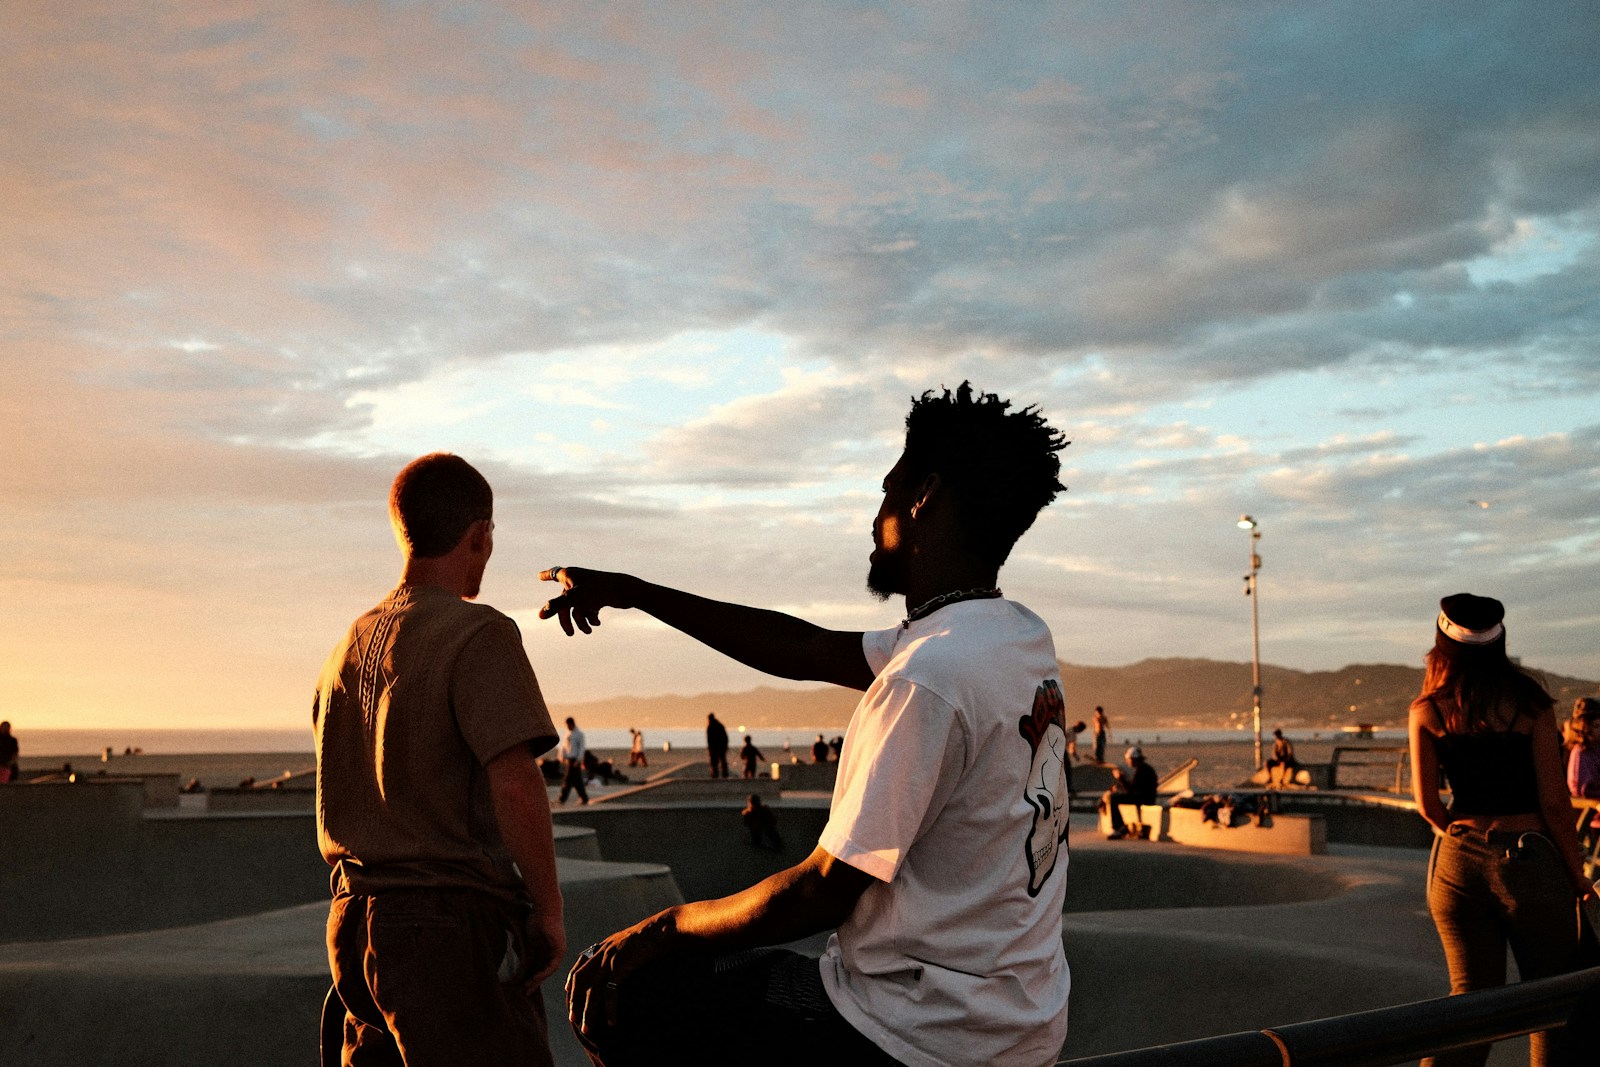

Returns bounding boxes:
[1238,515,1264,769]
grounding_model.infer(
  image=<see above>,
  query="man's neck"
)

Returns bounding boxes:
[400,556,476,599]
[903,561,1001,616]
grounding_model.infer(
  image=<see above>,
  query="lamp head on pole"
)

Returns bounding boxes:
[1237,515,1257,530]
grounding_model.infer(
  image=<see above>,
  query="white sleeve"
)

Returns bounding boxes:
[819,675,966,883]
[861,626,900,675]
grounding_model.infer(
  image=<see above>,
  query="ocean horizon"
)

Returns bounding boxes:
[16,724,1406,757]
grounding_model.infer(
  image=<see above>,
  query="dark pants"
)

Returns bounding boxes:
[572,949,899,1067]
[1102,791,1150,833]
[1422,826,1584,1067]
[560,759,589,803]
[328,888,553,1066]
[708,748,728,778]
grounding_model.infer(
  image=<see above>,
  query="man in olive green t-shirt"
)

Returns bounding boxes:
[315,453,565,1065]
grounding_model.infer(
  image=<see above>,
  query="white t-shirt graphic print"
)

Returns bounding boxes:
[817,598,1070,1067]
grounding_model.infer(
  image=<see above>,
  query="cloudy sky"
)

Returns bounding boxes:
[5,1,1598,731]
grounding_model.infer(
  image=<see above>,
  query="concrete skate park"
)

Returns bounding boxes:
[0,759,1562,1065]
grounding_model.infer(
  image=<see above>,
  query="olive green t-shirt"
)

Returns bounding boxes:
[314,584,558,901]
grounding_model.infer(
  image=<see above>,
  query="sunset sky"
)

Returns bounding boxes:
[5,2,1598,731]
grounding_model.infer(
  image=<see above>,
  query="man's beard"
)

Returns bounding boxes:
[865,555,903,602]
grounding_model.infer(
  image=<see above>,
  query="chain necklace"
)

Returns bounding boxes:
[903,587,1002,628]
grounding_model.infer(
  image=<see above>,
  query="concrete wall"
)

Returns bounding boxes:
[0,798,330,943]
[553,800,832,903]
[773,760,837,791]
[1164,806,1328,855]
[1281,793,1436,849]
[206,786,316,812]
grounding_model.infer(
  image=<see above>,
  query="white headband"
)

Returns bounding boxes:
[1438,610,1503,645]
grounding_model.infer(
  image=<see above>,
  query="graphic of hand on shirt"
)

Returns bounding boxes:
[1018,679,1069,896]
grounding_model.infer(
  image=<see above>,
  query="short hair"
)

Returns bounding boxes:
[389,453,492,558]
[900,382,1068,567]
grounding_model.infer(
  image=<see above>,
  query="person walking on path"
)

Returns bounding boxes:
[628,728,648,768]
[706,713,730,778]
[539,382,1072,1067]
[559,717,589,804]
[740,736,765,779]
[314,453,564,1066]
[1408,593,1596,1067]
[1092,706,1109,763]
[0,721,18,784]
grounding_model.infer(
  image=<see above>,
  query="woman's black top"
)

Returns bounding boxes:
[1438,724,1540,816]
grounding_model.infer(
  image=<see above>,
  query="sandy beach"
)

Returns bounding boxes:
[15,734,1409,796]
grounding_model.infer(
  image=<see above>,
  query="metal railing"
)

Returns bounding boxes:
[1057,965,1600,1067]
[1328,745,1410,794]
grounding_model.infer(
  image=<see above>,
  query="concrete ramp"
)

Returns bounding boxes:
[0,857,681,1067]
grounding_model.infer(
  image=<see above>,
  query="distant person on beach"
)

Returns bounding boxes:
[829,734,844,760]
[742,793,783,850]
[811,733,830,763]
[628,728,648,768]
[0,721,18,784]
[706,713,730,778]
[539,382,1071,1067]
[314,453,564,1067]
[1266,728,1300,787]
[559,717,590,804]
[1092,706,1109,763]
[1408,594,1595,1067]
[1100,746,1158,840]
[740,736,764,779]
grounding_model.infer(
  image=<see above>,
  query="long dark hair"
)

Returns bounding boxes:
[1416,645,1554,734]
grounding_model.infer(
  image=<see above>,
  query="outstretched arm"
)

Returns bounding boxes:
[565,845,874,1038]
[537,567,875,691]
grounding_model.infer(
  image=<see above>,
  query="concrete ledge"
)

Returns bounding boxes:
[552,823,602,861]
[0,853,682,1067]
[1097,804,1168,839]
[590,776,781,804]
[554,799,830,902]
[772,760,837,791]
[206,786,315,813]
[1165,805,1327,855]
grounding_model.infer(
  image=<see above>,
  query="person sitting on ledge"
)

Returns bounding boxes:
[1266,728,1300,787]
[741,794,783,850]
[538,383,1072,1067]
[1100,746,1158,840]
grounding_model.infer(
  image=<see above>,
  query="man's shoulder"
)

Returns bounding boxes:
[894,600,1056,678]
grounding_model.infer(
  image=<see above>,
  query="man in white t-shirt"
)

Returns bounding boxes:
[539,383,1071,1067]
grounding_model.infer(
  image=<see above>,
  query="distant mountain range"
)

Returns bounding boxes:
[555,658,1599,731]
